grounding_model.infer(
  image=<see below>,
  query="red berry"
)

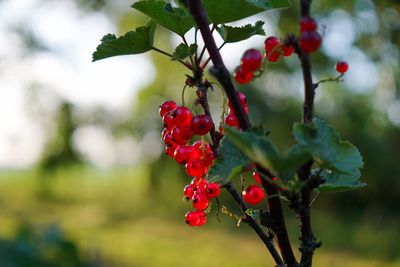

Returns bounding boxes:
[184,184,195,199]
[266,50,280,62]
[173,106,192,127]
[191,177,208,194]
[300,17,318,32]
[252,171,262,184]
[205,182,221,198]
[165,144,178,158]
[185,159,208,178]
[163,132,174,146]
[162,111,174,129]
[174,145,196,164]
[192,193,209,210]
[196,210,207,226]
[225,113,239,128]
[159,100,177,117]
[171,125,193,145]
[336,61,349,73]
[242,185,265,205]
[161,128,169,139]
[282,44,294,57]
[264,36,280,51]
[241,49,263,72]
[299,31,322,53]
[191,114,213,135]
[234,66,253,84]
[185,210,206,226]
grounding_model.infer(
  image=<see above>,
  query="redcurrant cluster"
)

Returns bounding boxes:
[159,100,221,226]
[234,37,295,85]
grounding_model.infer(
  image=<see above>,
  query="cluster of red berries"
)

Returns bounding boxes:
[299,17,322,53]
[234,37,295,85]
[159,100,221,226]
[184,177,221,226]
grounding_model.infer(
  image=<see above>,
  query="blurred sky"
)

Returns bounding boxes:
[0,0,396,168]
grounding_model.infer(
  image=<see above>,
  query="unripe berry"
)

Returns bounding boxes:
[234,66,253,84]
[242,185,265,205]
[159,100,177,117]
[171,125,193,145]
[192,193,209,210]
[191,114,213,135]
[299,31,322,53]
[205,182,221,198]
[300,17,318,32]
[241,49,263,72]
[174,145,196,164]
[336,61,349,73]
[173,106,192,127]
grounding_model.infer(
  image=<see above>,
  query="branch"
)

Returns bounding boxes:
[183,0,297,265]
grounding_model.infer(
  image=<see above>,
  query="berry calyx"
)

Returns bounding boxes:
[185,210,206,226]
[191,114,213,135]
[300,17,318,32]
[242,185,265,205]
[336,61,349,73]
[159,100,177,117]
[234,66,253,84]
[299,31,322,53]
[204,182,221,198]
[241,49,263,72]
[192,193,209,210]
[173,106,192,127]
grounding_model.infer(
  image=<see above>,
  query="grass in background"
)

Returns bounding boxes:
[0,167,399,267]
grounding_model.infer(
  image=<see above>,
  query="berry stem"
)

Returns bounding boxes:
[224,182,285,267]
[314,73,344,89]
[151,47,193,70]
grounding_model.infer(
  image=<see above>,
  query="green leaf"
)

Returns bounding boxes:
[92,21,156,61]
[223,126,309,181]
[203,0,291,24]
[319,169,366,193]
[171,43,197,60]
[207,137,251,184]
[217,21,265,43]
[293,118,365,192]
[131,0,195,36]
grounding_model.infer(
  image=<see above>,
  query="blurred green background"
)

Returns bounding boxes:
[0,0,399,266]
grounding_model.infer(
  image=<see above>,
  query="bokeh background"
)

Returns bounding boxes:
[0,0,399,266]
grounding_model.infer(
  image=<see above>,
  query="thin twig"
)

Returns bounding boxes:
[151,47,193,70]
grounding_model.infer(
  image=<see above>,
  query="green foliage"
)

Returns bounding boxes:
[222,126,309,181]
[171,43,197,60]
[203,0,291,24]
[293,118,365,192]
[207,137,251,184]
[92,21,156,61]
[217,21,266,43]
[131,0,195,36]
